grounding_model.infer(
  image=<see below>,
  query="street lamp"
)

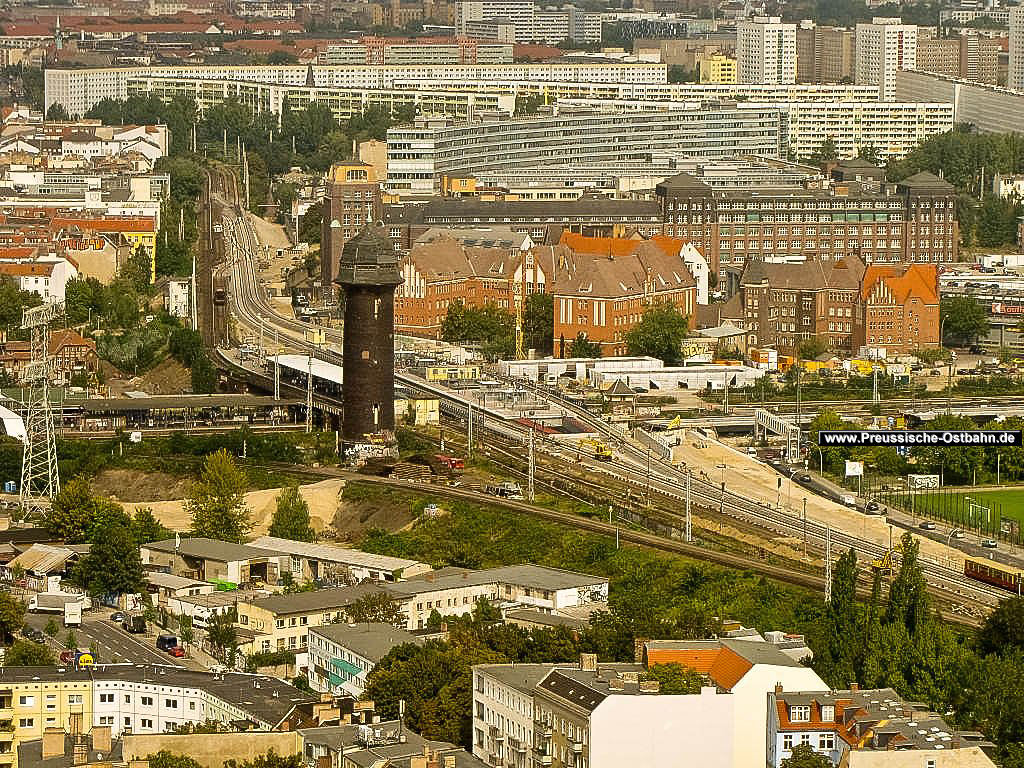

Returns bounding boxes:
[788,468,800,511]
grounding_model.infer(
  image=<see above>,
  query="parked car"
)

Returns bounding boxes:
[981,539,998,549]
[951,530,967,539]
[156,634,178,652]
[865,501,880,512]
[919,521,937,530]
[168,646,186,658]
[797,473,811,482]
[109,612,125,623]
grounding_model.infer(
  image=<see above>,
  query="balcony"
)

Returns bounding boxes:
[508,737,527,754]
[569,741,584,753]
[489,725,504,742]
[534,755,553,767]
[533,721,552,739]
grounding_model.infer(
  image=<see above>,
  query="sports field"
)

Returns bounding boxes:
[910,488,1024,536]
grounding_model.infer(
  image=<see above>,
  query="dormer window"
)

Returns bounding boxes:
[790,705,811,723]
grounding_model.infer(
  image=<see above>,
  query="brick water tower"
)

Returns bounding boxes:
[335,223,402,443]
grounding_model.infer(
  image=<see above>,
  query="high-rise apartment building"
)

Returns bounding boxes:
[1009,6,1024,90]
[698,54,738,83]
[855,17,917,101]
[816,26,856,83]
[915,34,1000,84]
[736,16,797,84]
[796,21,816,83]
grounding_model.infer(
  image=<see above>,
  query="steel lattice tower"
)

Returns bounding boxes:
[19,302,63,519]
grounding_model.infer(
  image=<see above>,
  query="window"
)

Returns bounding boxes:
[800,734,811,745]
[790,705,811,722]
[124,717,130,726]
[165,699,178,709]
[783,735,793,749]
[68,695,82,705]
[100,693,114,704]
[18,696,33,707]
[124,695,131,704]
[141,719,153,729]
[819,733,835,750]
[18,719,33,728]
[141,696,153,707]
[190,702,196,711]
[820,705,834,722]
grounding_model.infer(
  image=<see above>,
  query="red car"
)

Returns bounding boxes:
[167,646,185,658]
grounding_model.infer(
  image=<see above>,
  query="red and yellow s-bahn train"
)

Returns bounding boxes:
[964,555,1023,595]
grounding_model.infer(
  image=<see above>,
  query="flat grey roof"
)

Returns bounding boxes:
[475,663,560,695]
[505,609,587,630]
[252,583,385,616]
[248,536,426,573]
[144,537,280,563]
[146,572,210,590]
[309,622,423,663]
[403,564,606,592]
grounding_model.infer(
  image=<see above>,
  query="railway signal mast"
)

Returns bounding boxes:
[19,301,64,519]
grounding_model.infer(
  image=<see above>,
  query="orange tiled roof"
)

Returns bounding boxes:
[0,261,54,277]
[645,645,753,690]
[560,231,645,258]
[860,263,938,303]
[50,216,156,233]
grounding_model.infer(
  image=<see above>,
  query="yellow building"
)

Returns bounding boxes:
[0,670,94,768]
[699,54,738,84]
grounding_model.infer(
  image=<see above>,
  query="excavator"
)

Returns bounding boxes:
[871,539,906,576]
[578,438,614,462]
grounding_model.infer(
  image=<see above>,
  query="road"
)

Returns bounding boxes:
[23,611,205,670]
[202,164,1007,620]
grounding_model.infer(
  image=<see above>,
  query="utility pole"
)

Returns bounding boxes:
[825,525,832,602]
[305,356,313,433]
[273,353,280,401]
[527,428,535,502]
[685,470,692,543]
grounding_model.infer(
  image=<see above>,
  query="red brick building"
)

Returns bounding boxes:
[549,232,697,357]
[853,263,939,355]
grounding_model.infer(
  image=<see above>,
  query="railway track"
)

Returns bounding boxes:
[204,163,1002,623]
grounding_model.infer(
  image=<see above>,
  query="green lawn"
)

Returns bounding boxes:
[908,488,1024,540]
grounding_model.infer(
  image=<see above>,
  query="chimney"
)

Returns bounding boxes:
[579,653,597,672]
[42,728,65,760]
[850,683,859,692]
[638,680,660,694]
[774,683,783,695]
[92,725,112,753]
[633,637,647,663]
[72,741,88,766]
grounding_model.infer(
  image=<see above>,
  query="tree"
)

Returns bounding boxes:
[781,743,832,768]
[145,752,203,768]
[624,302,690,366]
[979,597,1024,656]
[64,630,77,650]
[439,300,514,360]
[941,296,990,345]
[72,523,145,597]
[643,662,704,694]
[223,750,304,768]
[130,507,172,546]
[44,618,58,637]
[45,102,70,121]
[45,477,130,543]
[667,64,699,83]
[343,592,404,626]
[0,592,25,642]
[207,609,238,660]
[886,532,929,635]
[119,245,153,292]
[567,332,602,359]
[186,449,251,542]
[808,137,838,164]
[798,336,828,360]
[523,292,554,356]
[4,639,54,666]
[268,486,315,542]
[857,144,880,166]
[178,614,194,646]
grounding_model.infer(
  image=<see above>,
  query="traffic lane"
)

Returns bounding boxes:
[86,620,209,671]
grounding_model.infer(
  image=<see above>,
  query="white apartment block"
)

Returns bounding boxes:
[457,0,536,41]
[386,107,783,194]
[306,623,423,698]
[0,257,78,303]
[856,17,918,101]
[46,63,667,116]
[736,16,797,85]
[1010,6,1024,91]
[757,100,955,161]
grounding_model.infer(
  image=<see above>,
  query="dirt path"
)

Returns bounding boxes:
[676,432,963,569]
[117,478,345,535]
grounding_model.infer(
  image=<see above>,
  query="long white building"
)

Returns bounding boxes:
[855,17,917,101]
[736,16,797,84]
[386,105,784,194]
[45,63,666,115]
